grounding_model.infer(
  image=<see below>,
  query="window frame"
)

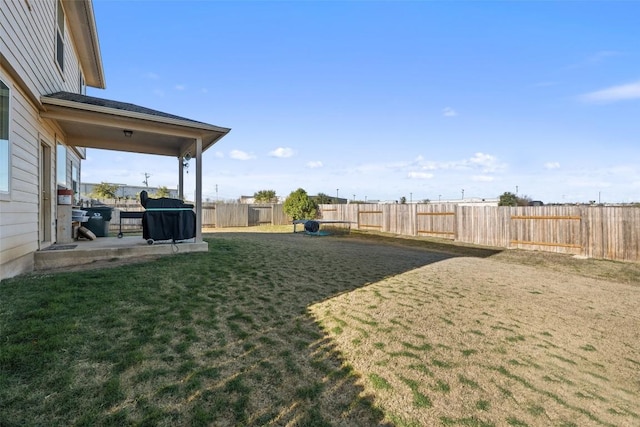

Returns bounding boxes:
[55,0,65,73]
[72,161,79,204]
[79,72,85,95]
[0,77,10,200]
[56,142,67,188]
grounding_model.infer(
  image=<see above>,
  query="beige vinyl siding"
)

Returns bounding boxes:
[1,0,83,98]
[0,78,40,279]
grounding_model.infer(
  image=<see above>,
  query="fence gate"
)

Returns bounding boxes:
[416,204,456,239]
[357,208,384,231]
[509,207,582,255]
[248,205,273,226]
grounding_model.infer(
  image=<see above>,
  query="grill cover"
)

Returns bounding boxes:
[140,191,196,242]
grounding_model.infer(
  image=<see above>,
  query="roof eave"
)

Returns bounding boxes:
[41,95,231,135]
[63,0,106,89]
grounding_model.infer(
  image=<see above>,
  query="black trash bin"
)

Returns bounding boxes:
[84,206,113,237]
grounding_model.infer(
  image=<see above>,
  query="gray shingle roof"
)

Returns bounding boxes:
[45,91,210,126]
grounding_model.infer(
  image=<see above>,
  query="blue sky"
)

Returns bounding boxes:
[83,0,640,203]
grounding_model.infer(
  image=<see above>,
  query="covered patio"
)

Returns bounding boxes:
[38,91,230,269]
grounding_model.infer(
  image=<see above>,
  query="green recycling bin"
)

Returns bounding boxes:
[84,207,113,237]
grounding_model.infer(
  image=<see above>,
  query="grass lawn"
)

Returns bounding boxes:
[1,230,638,426]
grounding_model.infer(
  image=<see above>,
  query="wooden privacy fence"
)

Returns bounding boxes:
[105,203,290,231]
[200,203,290,228]
[318,204,640,262]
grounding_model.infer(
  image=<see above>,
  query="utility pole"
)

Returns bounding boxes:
[216,184,218,203]
[461,189,464,200]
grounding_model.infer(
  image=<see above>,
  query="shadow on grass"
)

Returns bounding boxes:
[0,231,499,426]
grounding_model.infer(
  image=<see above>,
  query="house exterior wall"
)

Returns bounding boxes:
[2,0,85,98]
[1,0,90,280]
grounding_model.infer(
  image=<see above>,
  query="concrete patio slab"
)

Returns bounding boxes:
[34,236,208,271]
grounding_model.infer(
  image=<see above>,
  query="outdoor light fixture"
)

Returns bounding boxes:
[182,152,192,172]
[123,130,133,137]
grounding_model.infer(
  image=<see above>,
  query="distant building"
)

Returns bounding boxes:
[456,198,500,207]
[376,198,500,206]
[311,195,348,204]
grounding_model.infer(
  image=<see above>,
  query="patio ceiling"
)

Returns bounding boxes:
[40,92,230,158]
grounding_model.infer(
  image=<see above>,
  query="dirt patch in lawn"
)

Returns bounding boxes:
[306,233,639,426]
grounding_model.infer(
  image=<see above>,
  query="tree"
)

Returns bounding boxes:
[155,186,170,198]
[499,191,532,206]
[498,192,518,206]
[400,196,407,204]
[315,192,332,204]
[91,182,119,199]
[283,188,318,220]
[254,189,277,203]
[516,194,533,206]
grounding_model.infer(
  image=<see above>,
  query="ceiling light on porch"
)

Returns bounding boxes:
[123,129,133,137]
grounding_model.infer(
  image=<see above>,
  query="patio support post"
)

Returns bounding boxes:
[178,156,184,200]
[195,137,203,243]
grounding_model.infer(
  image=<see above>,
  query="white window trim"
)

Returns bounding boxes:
[55,0,65,74]
[0,76,10,201]
[56,141,67,189]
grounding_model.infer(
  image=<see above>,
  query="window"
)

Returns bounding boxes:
[56,143,67,187]
[56,0,65,72]
[0,79,9,194]
[72,162,79,203]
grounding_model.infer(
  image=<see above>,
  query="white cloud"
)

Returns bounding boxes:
[153,89,165,97]
[213,151,224,158]
[466,152,503,173]
[581,80,640,103]
[565,51,621,70]
[407,171,434,179]
[175,84,186,91]
[544,161,560,169]
[229,150,255,160]
[269,147,294,158]
[442,107,458,117]
[587,50,621,64]
[146,72,160,80]
[471,175,494,182]
[307,161,323,169]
